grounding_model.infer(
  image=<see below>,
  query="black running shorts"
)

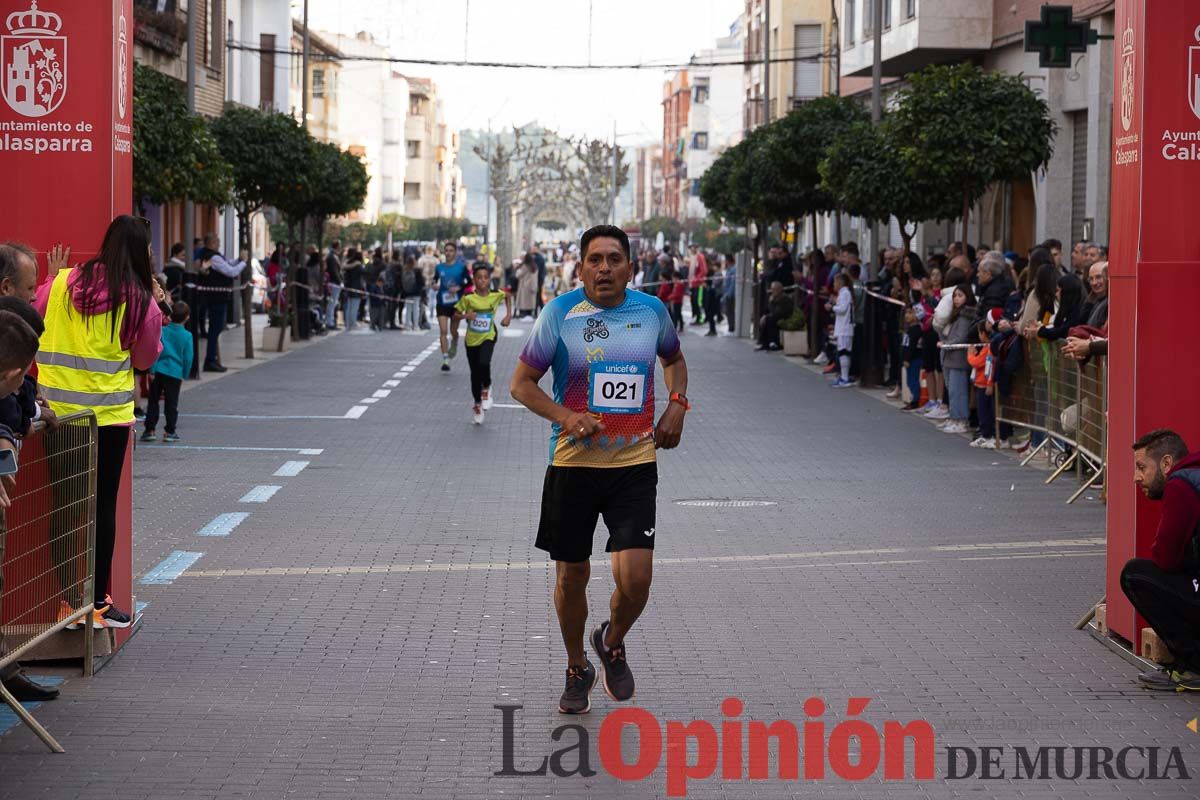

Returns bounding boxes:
[535,462,658,563]
[436,303,458,318]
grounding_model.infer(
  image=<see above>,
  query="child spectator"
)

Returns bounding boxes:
[368,273,387,332]
[0,297,56,437]
[828,272,855,387]
[967,320,998,448]
[939,283,977,434]
[141,302,193,444]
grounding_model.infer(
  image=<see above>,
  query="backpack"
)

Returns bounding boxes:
[401,269,418,295]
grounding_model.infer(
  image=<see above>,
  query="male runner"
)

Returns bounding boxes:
[510,224,689,714]
[434,242,469,371]
[453,263,512,424]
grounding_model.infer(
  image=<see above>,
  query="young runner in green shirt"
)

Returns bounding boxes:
[453,263,513,424]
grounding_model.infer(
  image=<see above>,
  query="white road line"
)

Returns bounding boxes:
[196,512,250,537]
[489,403,525,409]
[931,537,1105,552]
[239,485,282,503]
[274,460,309,477]
[383,380,400,387]
[344,406,368,419]
[372,389,391,398]
[137,445,324,454]
[141,551,204,584]
[360,398,380,404]
[393,372,408,378]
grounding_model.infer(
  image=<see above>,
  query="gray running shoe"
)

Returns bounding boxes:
[1138,668,1200,692]
[591,621,635,702]
[558,661,597,714]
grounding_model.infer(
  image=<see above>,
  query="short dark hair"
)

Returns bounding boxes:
[1133,429,1189,462]
[0,309,39,372]
[840,242,859,257]
[472,262,492,275]
[1042,238,1062,251]
[170,301,190,324]
[847,263,862,279]
[170,242,185,257]
[0,295,44,335]
[444,241,457,251]
[580,225,631,261]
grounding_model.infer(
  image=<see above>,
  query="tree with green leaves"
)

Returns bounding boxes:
[639,216,683,248]
[210,105,314,255]
[303,141,370,249]
[888,62,1056,242]
[819,118,959,255]
[132,63,232,215]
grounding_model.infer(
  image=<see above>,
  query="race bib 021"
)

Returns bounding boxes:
[588,361,649,415]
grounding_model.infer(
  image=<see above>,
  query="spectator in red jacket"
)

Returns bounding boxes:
[1121,428,1200,691]
[687,243,708,325]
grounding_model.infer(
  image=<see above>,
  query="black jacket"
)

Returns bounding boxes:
[977,275,1014,321]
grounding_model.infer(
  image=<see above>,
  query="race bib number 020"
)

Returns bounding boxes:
[588,361,648,415]
[469,312,493,333]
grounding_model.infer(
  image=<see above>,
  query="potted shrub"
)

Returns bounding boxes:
[777,308,808,356]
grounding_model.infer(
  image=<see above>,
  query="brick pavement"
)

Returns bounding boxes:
[1,318,1197,799]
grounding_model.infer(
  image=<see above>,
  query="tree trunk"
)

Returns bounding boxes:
[496,197,514,267]
[834,207,843,246]
[961,189,970,246]
[237,207,254,359]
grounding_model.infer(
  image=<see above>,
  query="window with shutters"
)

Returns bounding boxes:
[312,70,325,99]
[845,0,856,46]
[692,132,708,150]
[1070,110,1089,244]
[260,34,276,109]
[792,24,822,102]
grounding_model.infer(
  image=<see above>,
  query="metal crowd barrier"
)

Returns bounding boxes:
[0,411,98,753]
[995,340,1107,503]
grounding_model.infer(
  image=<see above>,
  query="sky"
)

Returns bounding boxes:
[298,0,744,143]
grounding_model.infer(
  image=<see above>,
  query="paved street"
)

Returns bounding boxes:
[1,319,1197,799]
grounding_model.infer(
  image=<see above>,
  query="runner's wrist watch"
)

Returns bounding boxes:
[669,392,691,411]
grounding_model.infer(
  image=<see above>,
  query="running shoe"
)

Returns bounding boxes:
[163,432,181,443]
[1138,668,1200,691]
[472,405,484,425]
[885,387,901,399]
[591,621,635,702]
[481,390,493,411]
[831,378,856,388]
[59,600,85,630]
[558,661,597,714]
[448,339,459,359]
[139,430,156,443]
[969,437,988,447]
[919,400,938,413]
[441,357,450,372]
[926,405,950,420]
[977,438,998,450]
[901,401,921,411]
[813,352,829,365]
[91,597,132,629]
[941,421,968,434]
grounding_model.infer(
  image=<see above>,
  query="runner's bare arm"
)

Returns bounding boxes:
[501,293,513,326]
[655,350,688,450]
[510,360,603,436]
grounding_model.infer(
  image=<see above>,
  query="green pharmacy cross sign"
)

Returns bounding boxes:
[1024,4,1109,69]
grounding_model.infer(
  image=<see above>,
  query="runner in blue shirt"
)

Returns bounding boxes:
[434,242,469,371]
[511,224,690,715]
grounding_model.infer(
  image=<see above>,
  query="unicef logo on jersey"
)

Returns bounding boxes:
[582,318,609,343]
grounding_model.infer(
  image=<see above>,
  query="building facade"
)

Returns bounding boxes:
[661,70,690,220]
[402,77,463,219]
[685,21,745,220]
[836,0,1114,255]
[743,0,836,133]
[290,20,342,144]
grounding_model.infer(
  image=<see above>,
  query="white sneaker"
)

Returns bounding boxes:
[920,402,941,417]
[482,389,493,410]
[942,421,967,434]
[472,405,483,425]
[996,439,1010,450]
[927,406,950,420]
[969,436,987,447]
[813,352,829,365]
[978,438,998,449]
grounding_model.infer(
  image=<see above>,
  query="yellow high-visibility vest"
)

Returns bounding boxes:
[37,268,135,426]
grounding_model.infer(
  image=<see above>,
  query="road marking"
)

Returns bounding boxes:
[360,398,380,404]
[197,512,250,537]
[383,379,400,387]
[344,406,368,419]
[373,389,391,398]
[931,537,1105,552]
[136,445,325,454]
[401,366,417,372]
[180,540,1108,579]
[274,460,309,477]
[180,414,351,420]
[489,403,526,409]
[0,676,66,736]
[239,485,281,503]
[393,372,408,378]
[141,551,204,584]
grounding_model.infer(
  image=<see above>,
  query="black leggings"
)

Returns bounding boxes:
[466,339,496,404]
[94,426,129,606]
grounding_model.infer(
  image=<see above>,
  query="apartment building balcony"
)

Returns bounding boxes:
[840,0,991,78]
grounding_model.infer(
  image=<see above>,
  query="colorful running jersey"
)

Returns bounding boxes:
[454,290,507,346]
[519,287,680,468]
[435,261,469,305]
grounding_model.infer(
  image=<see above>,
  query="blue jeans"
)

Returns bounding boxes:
[326,284,342,328]
[946,368,970,421]
[344,295,361,330]
[906,357,923,404]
